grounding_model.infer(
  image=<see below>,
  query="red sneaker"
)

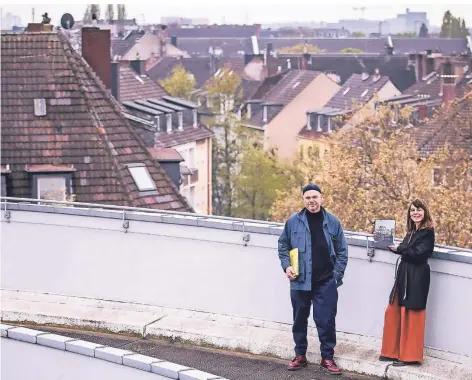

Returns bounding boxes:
[287,355,308,371]
[320,359,342,375]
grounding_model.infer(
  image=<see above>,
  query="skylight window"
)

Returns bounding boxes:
[135,75,144,84]
[361,89,369,98]
[128,164,157,192]
[342,87,350,96]
[292,81,300,89]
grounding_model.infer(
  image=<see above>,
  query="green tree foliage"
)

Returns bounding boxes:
[351,31,366,37]
[340,48,364,54]
[419,23,429,38]
[159,65,196,99]
[440,10,469,38]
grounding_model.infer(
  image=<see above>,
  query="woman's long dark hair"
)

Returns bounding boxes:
[406,199,434,233]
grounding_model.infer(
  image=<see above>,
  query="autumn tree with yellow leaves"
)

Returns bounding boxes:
[270,104,472,248]
[159,64,196,99]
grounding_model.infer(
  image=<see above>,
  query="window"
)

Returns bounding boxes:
[189,186,196,208]
[1,175,7,197]
[308,146,313,158]
[128,165,157,192]
[37,176,67,200]
[188,148,196,169]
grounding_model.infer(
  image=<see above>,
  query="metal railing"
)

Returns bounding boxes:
[2,196,471,256]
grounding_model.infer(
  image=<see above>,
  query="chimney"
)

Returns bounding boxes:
[110,62,120,101]
[171,35,178,47]
[254,23,262,37]
[159,25,168,57]
[442,83,456,103]
[82,27,112,89]
[301,53,311,70]
[441,61,456,103]
[417,104,428,121]
[130,59,146,75]
[26,23,53,32]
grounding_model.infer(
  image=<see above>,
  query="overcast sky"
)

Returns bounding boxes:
[2,2,472,27]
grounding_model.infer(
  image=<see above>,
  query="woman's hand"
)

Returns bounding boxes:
[388,244,399,253]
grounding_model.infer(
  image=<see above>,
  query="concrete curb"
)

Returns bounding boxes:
[2,290,471,380]
[0,324,229,380]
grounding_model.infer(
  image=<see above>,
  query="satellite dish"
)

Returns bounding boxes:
[61,13,75,30]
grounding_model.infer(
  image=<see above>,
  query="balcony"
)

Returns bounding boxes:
[1,197,471,380]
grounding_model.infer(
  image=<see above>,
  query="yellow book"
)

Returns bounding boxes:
[289,248,299,277]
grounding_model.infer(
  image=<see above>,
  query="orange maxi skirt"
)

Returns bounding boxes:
[380,293,426,362]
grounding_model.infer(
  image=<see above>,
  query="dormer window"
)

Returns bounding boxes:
[192,109,198,127]
[178,111,183,131]
[166,114,172,133]
[25,165,75,201]
[316,114,322,132]
[307,113,312,130]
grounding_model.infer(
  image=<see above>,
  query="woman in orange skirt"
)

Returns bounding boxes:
[380,199,435,367]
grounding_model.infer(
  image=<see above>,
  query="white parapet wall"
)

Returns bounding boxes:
[1,200,471,364]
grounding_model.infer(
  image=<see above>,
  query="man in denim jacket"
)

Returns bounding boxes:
[278,184,348,375]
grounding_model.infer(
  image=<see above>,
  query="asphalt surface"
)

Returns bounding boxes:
[22,325,380,380]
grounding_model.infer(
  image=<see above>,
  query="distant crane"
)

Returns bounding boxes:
[353,6,367,19]
[352,5,389,20]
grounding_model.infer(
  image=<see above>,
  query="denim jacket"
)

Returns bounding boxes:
[278,207,348,291]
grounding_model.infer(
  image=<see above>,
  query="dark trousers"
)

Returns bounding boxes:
[291,277,338,360]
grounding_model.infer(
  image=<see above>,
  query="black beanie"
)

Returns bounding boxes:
[302,184,322,194]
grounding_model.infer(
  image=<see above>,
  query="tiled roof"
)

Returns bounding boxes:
[297,128,327,140]
[1,31,192,211]
[246,70,321,127]
[148,147,184,161]
[119,65,168,102]
[404,71,470,102]
[170,38,253,57]
[155,125,214,148]
[167,25,260,38]
[275,54,416,91]
[147,56,250,88]
[325,73,390,110]
[259,37,469,55]
[111,31,145,58]
[147,57,216,88]
[122,98,214,147]
[412,89,472,157]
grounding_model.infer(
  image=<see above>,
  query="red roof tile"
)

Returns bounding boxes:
[1,31,192,211]
[148,147,184,161]
[119,65,169,101]
[412,88,472,157]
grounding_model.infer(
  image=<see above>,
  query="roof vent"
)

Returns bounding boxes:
[135,75,144,84]
[34,99,47,116]
[361,89,369,98]
[342,87,351,96]
[292,81,300,89]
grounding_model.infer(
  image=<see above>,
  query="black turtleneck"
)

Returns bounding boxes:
[306,209,333,285]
